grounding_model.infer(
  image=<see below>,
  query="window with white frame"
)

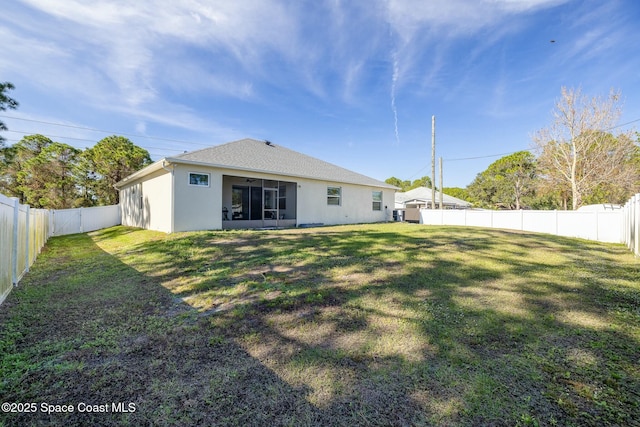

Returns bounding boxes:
[372,191,382,211]
[189,172,210,187]
[327,186,341,206]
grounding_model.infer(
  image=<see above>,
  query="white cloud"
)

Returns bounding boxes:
[3,0,583,141]
[386,0,571,38]
[383,0,573,93]
[15,0,300,102]
[10,0,572,111]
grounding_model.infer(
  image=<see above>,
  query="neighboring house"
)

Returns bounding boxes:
[395,186,472,210]
[115,138,397,232]
[394,187,471,222]
[576,204,622,212]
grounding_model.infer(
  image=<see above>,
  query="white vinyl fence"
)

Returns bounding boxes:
[1,193,121,305]
[1,193,50,304]
[422,193,640,254]
[50,205,121,236]
[622,193,640,257]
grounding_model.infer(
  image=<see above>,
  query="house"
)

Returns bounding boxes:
[115,138,397,232]
[394,186,471,222]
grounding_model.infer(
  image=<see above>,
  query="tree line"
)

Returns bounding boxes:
[0,134,152,209]
[384,176,435,192]
[3,83,639,211]
[389,87,640,210]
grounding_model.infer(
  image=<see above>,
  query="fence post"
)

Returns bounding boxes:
[79,207,83,233]
[623,200,628,247]
[11,197,19,286]
[624,196,636,251]
[632,193,640,256]
[630,195,635,252]
[25,204,30,273]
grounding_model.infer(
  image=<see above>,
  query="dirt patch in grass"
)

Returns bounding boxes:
[1,223,639,426]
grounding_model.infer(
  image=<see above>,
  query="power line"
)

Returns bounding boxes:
[3,113,638,164]
[5,129,186,152]
[444,150,530,162]
[611,117,640,129]
[444,117,640,162]
[0,136,172,158]
[0,114,213,147]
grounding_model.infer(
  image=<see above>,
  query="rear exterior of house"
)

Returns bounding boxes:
[117,139,396,232]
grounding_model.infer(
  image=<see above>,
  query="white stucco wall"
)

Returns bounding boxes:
[119,168,173,233]
[173,165,223,232]
[296,179,394,226]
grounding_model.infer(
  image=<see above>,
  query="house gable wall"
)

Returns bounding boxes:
[119,168,173,233]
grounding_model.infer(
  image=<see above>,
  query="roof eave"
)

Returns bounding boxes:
[164,158,398,190]
[114,159,167,188]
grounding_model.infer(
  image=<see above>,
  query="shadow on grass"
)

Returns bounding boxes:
[0,233,325,426]
[2,224,639,426]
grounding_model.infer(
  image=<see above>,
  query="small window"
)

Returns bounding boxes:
[327,186,341,206]
[189,172,210,187]
[372,191,382,211]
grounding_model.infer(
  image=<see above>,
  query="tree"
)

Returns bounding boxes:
[385,176,410,190]
[18,142,80,208]
[1,134,54,201]
[467,151,537,209]
[385,176,434,192]
[0,144,17,196]
[73,152,100,207]
[580,137,640,205]
[0,82,19,145]
[408,176,434,191]
[442,187,470,202]
[83,136,152,205]
[1,134,81,208]
[533,87,638,210]
[1,134,152,207]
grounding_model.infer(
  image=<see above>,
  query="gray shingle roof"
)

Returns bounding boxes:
[170,138,395,189]
[395,186,471,207]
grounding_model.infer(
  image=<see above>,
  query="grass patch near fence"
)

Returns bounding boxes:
[1,223,639,426]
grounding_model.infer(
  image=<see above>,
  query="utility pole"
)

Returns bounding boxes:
[431,115,436,210]
[439,157,443,210]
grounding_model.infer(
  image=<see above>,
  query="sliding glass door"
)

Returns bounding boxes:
[232,185,267,220]
[228,178,295,227]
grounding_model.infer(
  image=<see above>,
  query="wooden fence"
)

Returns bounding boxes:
[422,193,640,255]
[0,194,121,305]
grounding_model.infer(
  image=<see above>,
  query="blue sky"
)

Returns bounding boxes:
[2,0,640,188]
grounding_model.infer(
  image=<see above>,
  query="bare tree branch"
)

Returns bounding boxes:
[533,87,638,209]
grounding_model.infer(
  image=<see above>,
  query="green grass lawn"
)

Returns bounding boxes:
[1,223,638,426]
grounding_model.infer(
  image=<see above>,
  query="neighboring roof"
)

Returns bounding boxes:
[116,138,396,189]
[395,186,471,207]
[576,204,622,212]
